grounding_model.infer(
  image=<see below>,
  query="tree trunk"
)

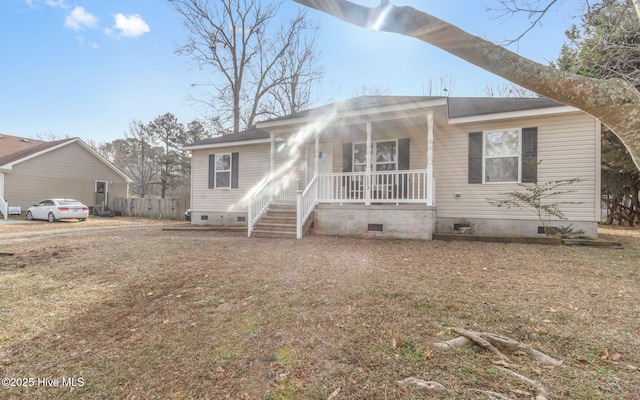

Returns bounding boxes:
[293,0,640,171]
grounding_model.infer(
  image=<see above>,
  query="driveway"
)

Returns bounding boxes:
[0,216,186,242]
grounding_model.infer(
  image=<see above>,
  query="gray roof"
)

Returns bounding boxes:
[186,96,568,147]
[187,127,270,147]
[447,97,565,118]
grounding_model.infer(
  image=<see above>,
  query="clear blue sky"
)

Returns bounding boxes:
[0,0,582,143]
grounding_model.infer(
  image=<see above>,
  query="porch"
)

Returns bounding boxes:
[249,108,437,239]
[249,168,435,239]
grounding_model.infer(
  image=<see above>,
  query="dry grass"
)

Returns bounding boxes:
[0,220,639,399]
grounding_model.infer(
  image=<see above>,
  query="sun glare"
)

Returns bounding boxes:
[370,2,393,31]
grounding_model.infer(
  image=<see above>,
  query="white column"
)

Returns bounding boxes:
[426,112,434,206]
[270,133,275,202]
[365,122,372,206]
[314,132,320,177]
[270,133,275,177]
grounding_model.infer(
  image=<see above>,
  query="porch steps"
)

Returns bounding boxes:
[251,203,314,239]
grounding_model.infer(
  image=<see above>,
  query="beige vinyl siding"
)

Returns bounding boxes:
[434,112,598,222]
[5,142,128,211]
[191,142,271,212]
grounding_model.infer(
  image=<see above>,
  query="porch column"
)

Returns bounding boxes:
[270,133,275,201]
[426,112,434,206]
[314,131,320,177]
[365,122,372,206]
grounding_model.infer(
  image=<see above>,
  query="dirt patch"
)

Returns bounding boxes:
[0,226,638,399]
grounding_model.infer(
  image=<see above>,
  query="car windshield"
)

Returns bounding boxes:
[58,200,83,206]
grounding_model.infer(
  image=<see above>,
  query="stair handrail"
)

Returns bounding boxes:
[0,195,8,220]
[248,176,273,237]
[296,175,318,239]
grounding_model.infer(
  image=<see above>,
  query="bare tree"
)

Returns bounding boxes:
[104,120,161,198]
[423,74,455,96]
[170,0,323,134]
[483,80,538,97]
[292,0,640,171]
[268,14,325,116]
[351,83,392,96]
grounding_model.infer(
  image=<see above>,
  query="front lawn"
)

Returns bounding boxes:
[1,225,638,399]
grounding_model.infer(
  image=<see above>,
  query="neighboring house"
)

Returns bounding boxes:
[184,96,601,239]
[0,134,131,219]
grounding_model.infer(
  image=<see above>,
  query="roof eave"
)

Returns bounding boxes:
[184,137,284,151]
[448,105,581,124]
[256,98,449,130]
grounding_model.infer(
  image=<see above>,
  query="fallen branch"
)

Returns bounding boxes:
[397,377,445,392]
[498,367,549,400]
[481,332,562,367]
[452,328,510,361]
[435,328,562,366]
[432,335,471,349]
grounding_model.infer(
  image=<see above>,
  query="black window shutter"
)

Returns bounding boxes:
[342,142,353,172]
[231,152,239,189]
[208,154,216,189]
[468,132,483,184]
[398,138,410,170]
[522,127,538,183]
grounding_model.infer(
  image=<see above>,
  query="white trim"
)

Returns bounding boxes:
[482,128,522,184]
[212,153,232,189]
[184,138,283,151]
[257,98,448,130]
[449,106,580,125]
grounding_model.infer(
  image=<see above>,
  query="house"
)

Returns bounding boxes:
[0,134,131,219]
[184,96,601,239]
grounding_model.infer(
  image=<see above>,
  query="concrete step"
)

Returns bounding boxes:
[253,222,296,233]
[251,230,297,239]
[260,215,296,224]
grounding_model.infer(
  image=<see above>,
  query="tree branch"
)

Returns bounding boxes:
[293,0,640,171]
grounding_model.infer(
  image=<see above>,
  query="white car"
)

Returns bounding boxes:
[26,199,89,222]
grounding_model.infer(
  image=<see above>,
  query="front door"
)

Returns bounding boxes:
[95,181,108,209]
[306,143,333,184]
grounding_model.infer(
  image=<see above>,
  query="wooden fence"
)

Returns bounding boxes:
[113,197,189,220]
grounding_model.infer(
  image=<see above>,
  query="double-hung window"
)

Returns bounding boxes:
[208,152,239,189]
[352,140,398,172]
[484,129,521,183]
[214,154,231,188]
[468,127,537,184]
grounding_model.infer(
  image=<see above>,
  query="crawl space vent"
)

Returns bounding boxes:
[368,224,383,232]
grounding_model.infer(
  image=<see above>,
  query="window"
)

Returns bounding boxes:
[215,154,231,188]
[484,129,520,183]
[208,153,239,189]
[468,128,537,184]
[353,140,398,172]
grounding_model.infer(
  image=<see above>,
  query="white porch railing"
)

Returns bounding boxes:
[317,170,430,204]
[248,175,299,237]
[296,175,318,239]
[251,170,432,238]
[0,195,7,220]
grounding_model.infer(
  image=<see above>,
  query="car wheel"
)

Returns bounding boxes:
[26,211,33,221]
[79,218,86,222]
[47,212,56,223]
